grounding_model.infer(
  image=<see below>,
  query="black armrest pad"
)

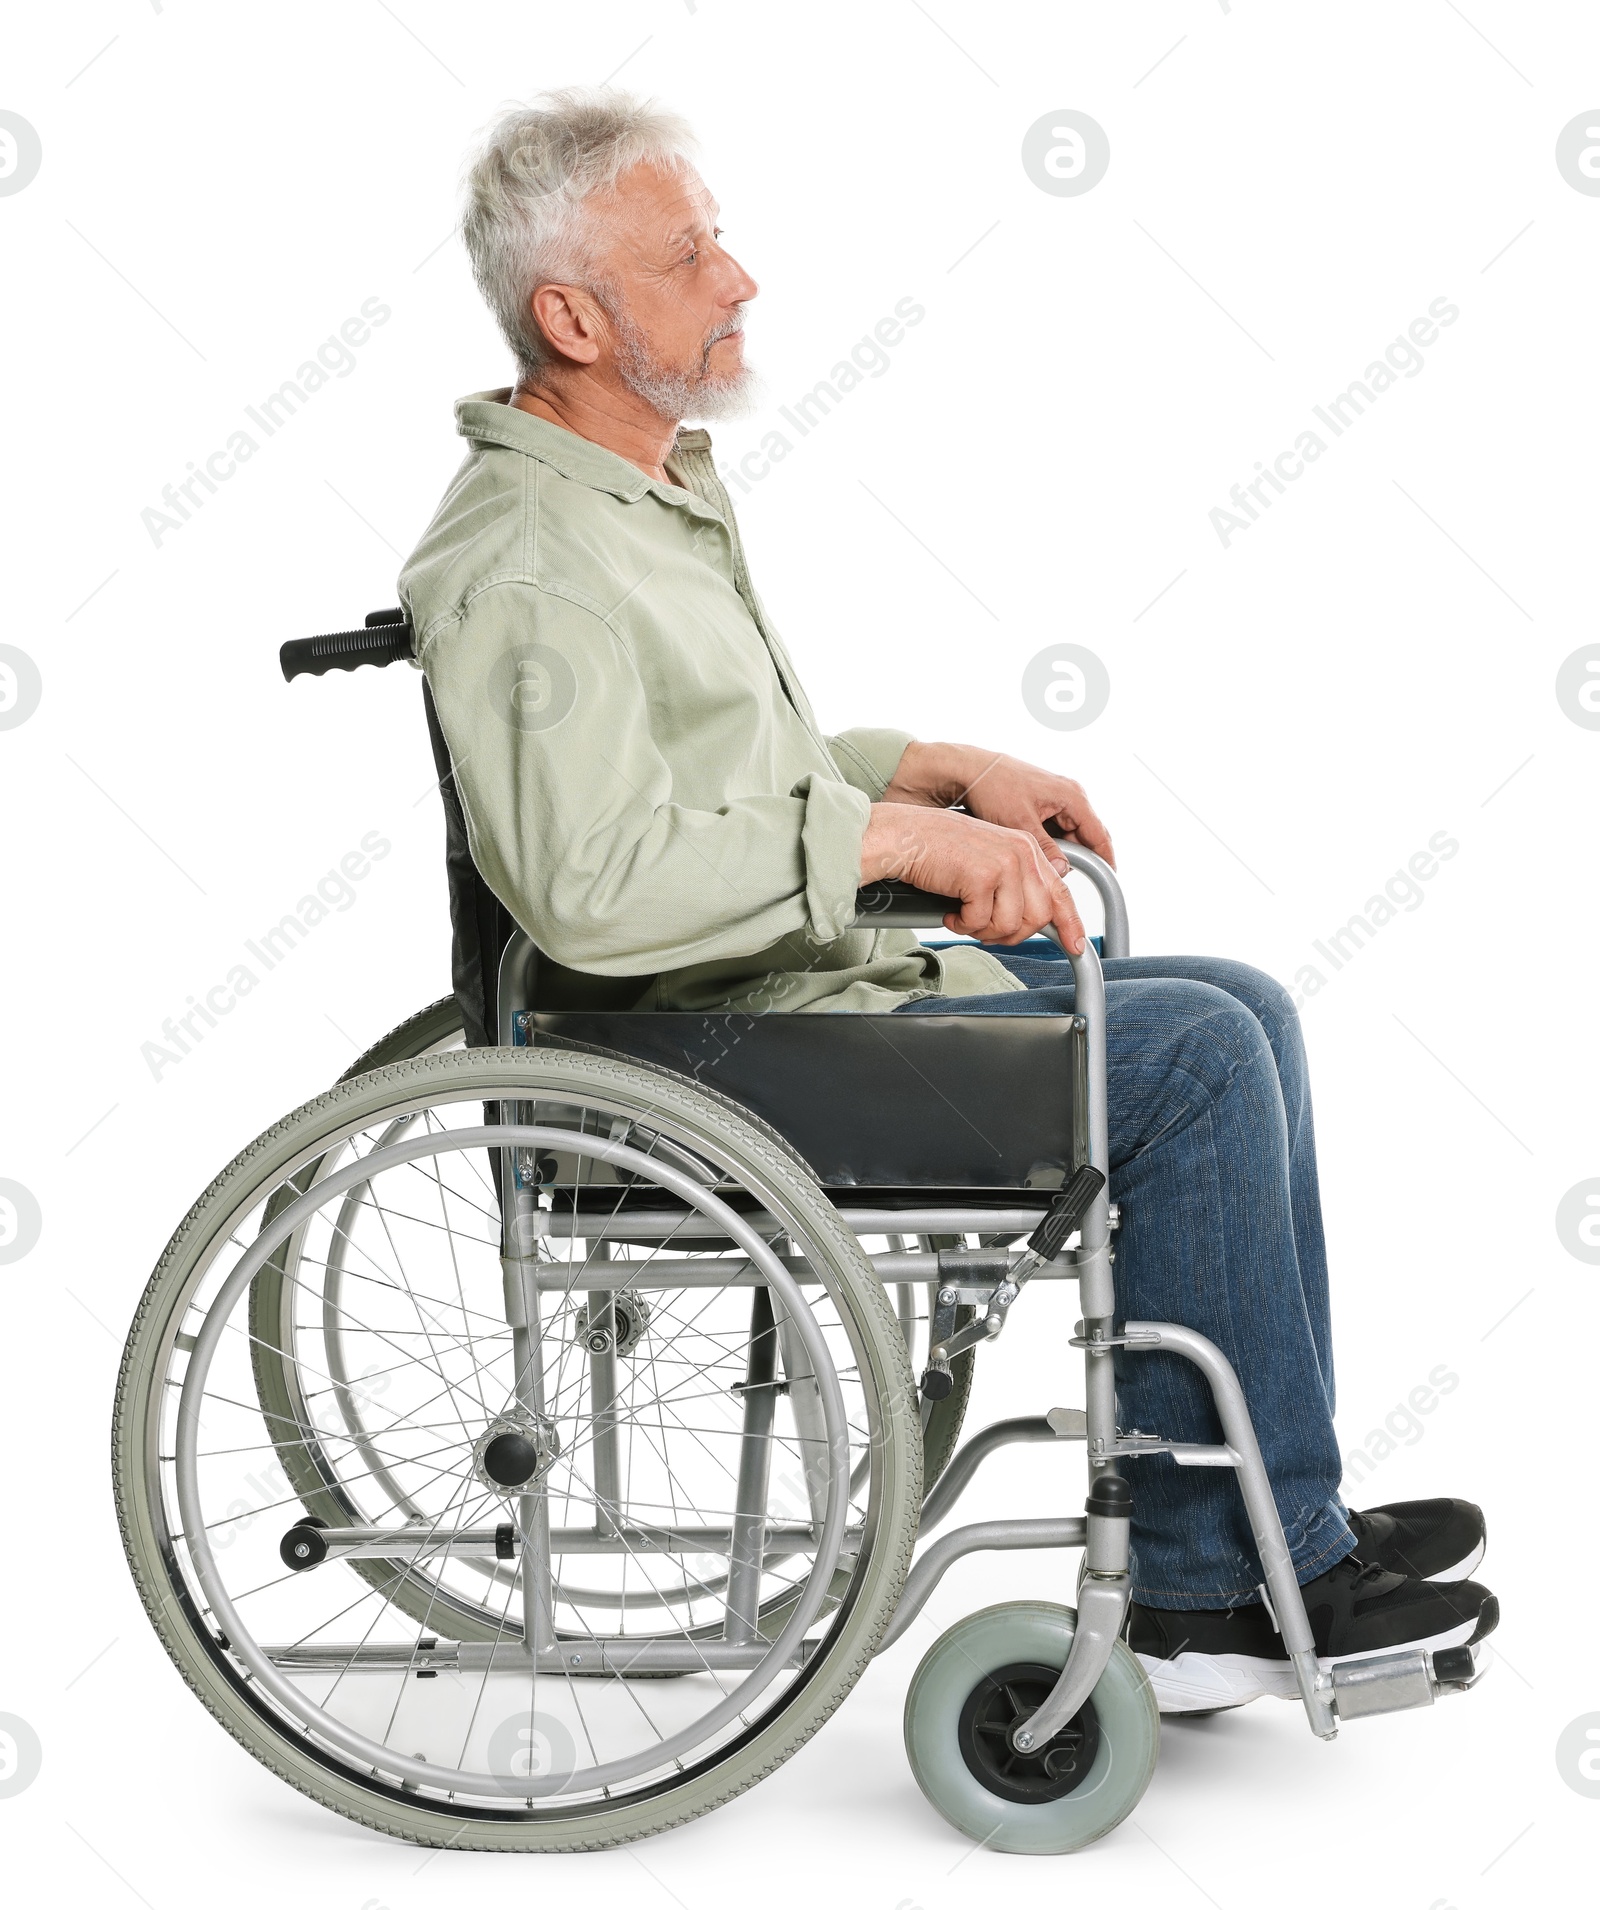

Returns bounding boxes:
[854,880,959,921]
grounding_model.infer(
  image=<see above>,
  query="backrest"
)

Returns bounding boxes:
[421,682,515,1047]
[420,681,653,1044]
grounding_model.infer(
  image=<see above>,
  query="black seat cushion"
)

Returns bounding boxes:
[530,1011,1086,1192]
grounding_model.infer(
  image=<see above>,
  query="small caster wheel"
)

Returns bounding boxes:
[903,1600,1159,1854]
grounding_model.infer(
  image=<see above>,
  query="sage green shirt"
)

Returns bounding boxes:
[400,390,1024,1014]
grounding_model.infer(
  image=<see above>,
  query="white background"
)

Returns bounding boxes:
[2,2,1597,1906]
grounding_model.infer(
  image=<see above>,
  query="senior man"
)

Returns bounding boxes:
[402,88,1496,1713]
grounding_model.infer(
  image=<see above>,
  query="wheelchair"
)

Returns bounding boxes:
[112,607,1486,1854]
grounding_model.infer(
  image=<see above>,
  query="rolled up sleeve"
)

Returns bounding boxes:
[793,773,872,940]
[826,726,915,798]
[421,582,871,972]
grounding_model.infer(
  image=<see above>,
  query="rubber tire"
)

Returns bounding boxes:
[115,1045,922,1849]
[920,1350,972,1489]
[339,994,462,1073]
[903,1601,1159,1854]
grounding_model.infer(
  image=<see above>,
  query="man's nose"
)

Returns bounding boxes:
[720,251,759,305]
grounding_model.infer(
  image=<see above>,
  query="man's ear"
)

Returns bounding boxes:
[528,283,605,367]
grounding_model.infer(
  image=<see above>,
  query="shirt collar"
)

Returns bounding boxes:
[455,388,716,507]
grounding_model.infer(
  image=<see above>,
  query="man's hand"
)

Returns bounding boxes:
[860,803,1088,952]
[882,740,1114,875]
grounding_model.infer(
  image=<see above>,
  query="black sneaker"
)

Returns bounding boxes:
[1346,1499,1485,1582]
[1129,1557,1498,1714]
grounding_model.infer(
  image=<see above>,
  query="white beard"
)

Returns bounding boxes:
[604,298,762,425]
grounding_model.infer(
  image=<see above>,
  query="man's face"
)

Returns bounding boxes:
[581,161,760,422]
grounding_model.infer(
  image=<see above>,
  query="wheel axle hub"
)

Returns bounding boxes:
[957,1661,1101,1803]
[473,1411,560,1493]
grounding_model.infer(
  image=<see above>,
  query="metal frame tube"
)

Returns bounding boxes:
[1061,844,1129,960]
[724,1285,779,1641]
[1009,1576,1132,1750]
[293,1520,838,1562]
[538,1208,1056,1242]
[586,1291,623,1534]
[1061,939,1119,1525]
[1063,939,1113,1319]
[775,1288,833,1534]
[525,1248,1089,1290]
[496,933,541,1047]
[994,934,1127,1749]
[1122,1320,1336,1737]
[503,1215,556,1655]
[497,940,556,1653]
[266,1639,803,1675]
[917,1418,1057,1534]
[878,1518,1087,1650]
[584,1250,623,1537]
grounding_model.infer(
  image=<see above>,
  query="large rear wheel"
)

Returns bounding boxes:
[115,1046,920,1847]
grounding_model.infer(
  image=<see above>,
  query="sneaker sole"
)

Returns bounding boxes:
[1138,1606,1494,1715]
[1428,1535,1485,1583]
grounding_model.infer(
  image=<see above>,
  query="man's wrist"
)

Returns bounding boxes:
[885,739,987,807]
[860,799,936,884]
[859,801,900,884]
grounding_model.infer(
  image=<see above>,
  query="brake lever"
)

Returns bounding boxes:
[920,1165,1108,1397]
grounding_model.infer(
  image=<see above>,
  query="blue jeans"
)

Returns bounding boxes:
[896,950,1356,1608]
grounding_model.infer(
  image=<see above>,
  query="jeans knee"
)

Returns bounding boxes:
[1175,983,1280,1110]
[1109,978,1290,1165]
[1198,959,1299,1045]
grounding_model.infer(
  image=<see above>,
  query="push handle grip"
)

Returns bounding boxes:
[279,613,415,682]
[1025,1164,1107,1261]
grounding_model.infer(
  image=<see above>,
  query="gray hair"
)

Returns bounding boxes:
[461,88,699,381]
